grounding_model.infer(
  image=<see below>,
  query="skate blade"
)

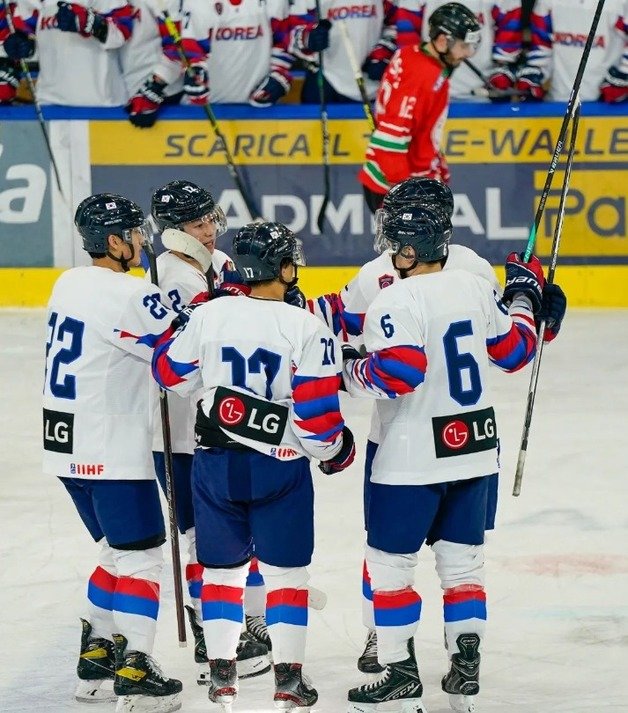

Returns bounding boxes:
[347,698,428,713]
[75,679,117,703]
[448,693,476,712]
[115,692,182,713]
[274,698,315,711]
[209,691,236,711]
[236,655,271,679]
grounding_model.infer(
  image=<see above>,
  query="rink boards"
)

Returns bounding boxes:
[0,103,627,306]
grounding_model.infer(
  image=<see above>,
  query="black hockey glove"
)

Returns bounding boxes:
[284,286,306,308]
[56,2,108,43]
[503,252,545,314]
[538,282,567,342]
[319,426,356,475]
[3,30,36,60]
[304,19,331,52]
[125,76,167,128]
[341,344,362,361]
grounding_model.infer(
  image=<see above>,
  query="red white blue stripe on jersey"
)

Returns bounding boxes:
[201,584,244,623]
[266,588,308,627]
[113,577,160,620]
[350,345,427,398]
[373,588,422,627]
[396,5,422,48]
[443,586,487,623]
[246,557,264,587]
[308,293,364,340]
[362,560,373,602]
[487,312,536,372]
[87,566,118,612]
[115,327,171,350]
[292,373,344,442]
[492,5,524,62]
[186,563,203,601]
[152,339,199,388]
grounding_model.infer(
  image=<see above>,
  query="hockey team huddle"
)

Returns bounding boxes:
[1,0,627,113]
[43,173,567,713]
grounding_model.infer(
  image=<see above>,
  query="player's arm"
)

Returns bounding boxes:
[362,0,398,81]
[395,0,423,48]
[55,0,135,49]
[363,50,416,192]
[600,8,628,104]
[518,0,552,92]
[306,271,371,341]
[342,293,427,399]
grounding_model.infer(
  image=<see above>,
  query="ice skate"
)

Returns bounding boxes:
[185,604,213,685]
[75,618,117,703]
[347,638,427,713]
[273,663,318,710]
[245,613,273,652]
[112,634,182,713]
[357,629,385,674]
[236,630,271,678]
[207,658,238,712]
[441,633,480,713]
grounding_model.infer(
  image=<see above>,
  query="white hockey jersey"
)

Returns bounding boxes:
[119,0,183,97]
[43,266,175,480]
[13,0,133,105]
[153,295,346,462]
[182,0,289,103]
[343,269,536,485]
[288,0,390,101]
[531,0,626,101]
[397,1,524,98]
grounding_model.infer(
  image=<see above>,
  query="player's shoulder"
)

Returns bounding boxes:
[358,251,397,286]
[446,244,498,286]
[212,247,237,272]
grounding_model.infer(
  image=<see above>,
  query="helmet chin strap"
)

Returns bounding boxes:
[393,253,419,279]
[430,38,457,72]
[107,243,135,273]
[279,265,299,291]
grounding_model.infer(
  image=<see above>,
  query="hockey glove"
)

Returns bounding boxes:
[486,65,515,102]
[56,2,108,43]
[515,66,545,102]
[537,282,567,342]
[213,282,251,298]
[341,344,362,362]
[362,36,396,81]
[302,19,332,52]
[183,63,209,105]
[284,286,306,308]
[249,70,291,108]
[3,30,36,60]
[599,65,628,104]
[319,426,356,475]
[125,76,167,128]
[503,252,545,314]
[0,58,20,104]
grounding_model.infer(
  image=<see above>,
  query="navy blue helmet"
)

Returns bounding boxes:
[74,193,148,254]
[151,180,226,235]
[232,222,305,283]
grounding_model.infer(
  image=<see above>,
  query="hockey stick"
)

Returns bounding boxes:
[338,20,375,131]
[463,58,527,99]
[143,239,187,646]
[512,99,581,497]
[159,8,262,221]
[314,0,331,233]
[3,1,64,197]
[523,0,606,261]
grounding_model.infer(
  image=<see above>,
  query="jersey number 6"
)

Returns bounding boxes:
[443,320,482,407]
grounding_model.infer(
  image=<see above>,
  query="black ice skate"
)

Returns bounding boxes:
[236,630,271,678]
[112,633,182,713]
[347,638,427,713]
[441,633,480,713]
[357,629,385,674]
[207,658,238,712]
[185,604,212,685]
[273,663,318,710]
[245,613,273,652]
[75,618,117,703]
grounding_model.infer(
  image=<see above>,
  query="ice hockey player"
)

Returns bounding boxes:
[3,0,134,105]
[359,2,482,211]
[342,204,546,713]
[150,179,272,681]
[304,176,567,678]
[152,221,356,710]
[42,193,182,712]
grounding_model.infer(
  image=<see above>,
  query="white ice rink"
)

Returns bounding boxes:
[1,309,627,712]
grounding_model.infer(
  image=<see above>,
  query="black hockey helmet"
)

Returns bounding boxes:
[151,180,227,235]
[379,204,452,263]
[428,2,481,47]
[74,193,150,254]
[232,222,305,283]
[383,177,454,216]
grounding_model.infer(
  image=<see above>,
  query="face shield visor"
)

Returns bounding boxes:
[194,205,228,236]
[122,218,153,247]
[292,239,306,267]
[373,207,395,253]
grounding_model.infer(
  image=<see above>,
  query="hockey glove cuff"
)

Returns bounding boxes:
[183,63,209,105]
[599,65,628,104]
[56,3,108,42]
[125,76,167,128]
[319,426,356,475]
[249,70,291,108]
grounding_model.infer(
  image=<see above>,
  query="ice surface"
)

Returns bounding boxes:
[1,309,627,712]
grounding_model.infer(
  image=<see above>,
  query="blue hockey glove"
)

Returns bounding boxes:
[319,426,356,474]
[538,282,566,341]
[56,2,108,42]
[249,70,291,108]
[284,286,306,308]
[503,252,545,314]
[3,30,36,60]
[304,19,331,52]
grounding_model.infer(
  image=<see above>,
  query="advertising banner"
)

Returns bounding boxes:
[89,112,628,266]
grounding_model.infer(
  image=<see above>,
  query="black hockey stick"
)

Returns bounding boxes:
[314,0,331,233]
[338,20,375,131]
[143,239,187,646]
[513,100,581,497]
[523,0,606,261]
[3,1,64,197]
[161,9,262,221]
